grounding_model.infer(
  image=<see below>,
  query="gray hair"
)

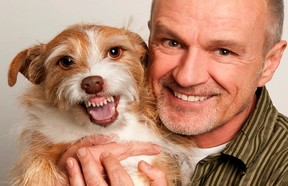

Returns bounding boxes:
[265,0,285,50]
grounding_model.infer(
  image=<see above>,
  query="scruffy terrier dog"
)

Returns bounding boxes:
[8,24,188,186]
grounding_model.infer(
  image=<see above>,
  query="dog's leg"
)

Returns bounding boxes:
[10,131,69,186]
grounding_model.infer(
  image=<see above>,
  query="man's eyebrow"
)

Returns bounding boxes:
[206,39,246,53]
[153,21,180,38]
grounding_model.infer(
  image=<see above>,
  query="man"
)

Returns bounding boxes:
[60,0,288,185]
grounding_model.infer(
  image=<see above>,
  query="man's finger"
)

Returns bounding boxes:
[66,157,85,186]
[89,141,161,161]
[138,160,168,186]
[77,147,108,186]
[100,152,134,186]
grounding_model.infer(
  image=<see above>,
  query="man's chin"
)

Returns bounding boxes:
[159,111,215,136]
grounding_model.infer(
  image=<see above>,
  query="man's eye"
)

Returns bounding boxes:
[163,39,181,48]
[216,48,231,56]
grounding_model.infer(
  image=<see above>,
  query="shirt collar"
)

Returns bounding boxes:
[222,86,279,169]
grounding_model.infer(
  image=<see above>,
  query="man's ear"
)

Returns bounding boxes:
[148,20,151,30]
[147,20,152,42]
[258,40,287,87]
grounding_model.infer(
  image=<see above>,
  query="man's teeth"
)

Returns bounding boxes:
[174,92,208,102]
[86,96,114,108]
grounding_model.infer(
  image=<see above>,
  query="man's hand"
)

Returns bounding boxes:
[57,135,115,175]
[57,136,169,185]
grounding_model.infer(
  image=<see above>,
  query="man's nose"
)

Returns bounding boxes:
[173,48,209,87]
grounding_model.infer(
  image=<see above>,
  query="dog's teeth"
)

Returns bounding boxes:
[86,101,91,108]
[105,96,114,103]
[86,96,115,108]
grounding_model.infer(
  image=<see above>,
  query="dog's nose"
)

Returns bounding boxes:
[81,76,104,94]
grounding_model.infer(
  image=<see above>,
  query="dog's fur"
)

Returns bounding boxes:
[8,24,190,186]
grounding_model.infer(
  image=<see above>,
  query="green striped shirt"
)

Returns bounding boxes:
[189,87,288,186]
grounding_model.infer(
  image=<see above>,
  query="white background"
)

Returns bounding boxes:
[0,0,287,185]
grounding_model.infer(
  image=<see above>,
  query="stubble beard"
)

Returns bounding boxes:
[156,88,219,136]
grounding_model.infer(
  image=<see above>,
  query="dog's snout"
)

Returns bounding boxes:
[81,76,104,94]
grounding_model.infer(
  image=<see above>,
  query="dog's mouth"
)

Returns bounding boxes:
[83,95,120,127]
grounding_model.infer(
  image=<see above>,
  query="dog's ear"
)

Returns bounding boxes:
[138,41,149,68]
[141,49,149,69]
[8,44,46,87]
[130,33,149,68]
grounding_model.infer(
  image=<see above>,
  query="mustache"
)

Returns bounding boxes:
[159,73,222,95]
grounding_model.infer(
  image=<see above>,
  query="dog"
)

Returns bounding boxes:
[8,24,191,186]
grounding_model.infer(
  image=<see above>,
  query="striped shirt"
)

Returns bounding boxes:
[189,87,288,186]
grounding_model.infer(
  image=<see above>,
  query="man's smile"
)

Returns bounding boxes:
[173,91,210,102]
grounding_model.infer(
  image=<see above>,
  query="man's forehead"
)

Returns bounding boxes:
[152,0,267,17]
[151,0,268,34]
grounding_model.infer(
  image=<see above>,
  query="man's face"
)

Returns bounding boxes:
[148,0,271,135]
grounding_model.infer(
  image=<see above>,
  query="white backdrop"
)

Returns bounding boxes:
[0,0,287,184]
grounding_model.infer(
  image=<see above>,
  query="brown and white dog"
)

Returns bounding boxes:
[8,24,189,186]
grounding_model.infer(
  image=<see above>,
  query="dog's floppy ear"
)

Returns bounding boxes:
[8,44,46,87]
[130,32,149,68]
[137,40,149,68]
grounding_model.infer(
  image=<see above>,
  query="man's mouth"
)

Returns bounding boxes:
[173,91,210,102]
[83,95,120,126]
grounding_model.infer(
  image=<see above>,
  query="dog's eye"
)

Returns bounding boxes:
[58,56,74,69]
[108,47,123,59]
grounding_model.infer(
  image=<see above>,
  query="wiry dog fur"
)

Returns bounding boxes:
[8,24,191,186]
